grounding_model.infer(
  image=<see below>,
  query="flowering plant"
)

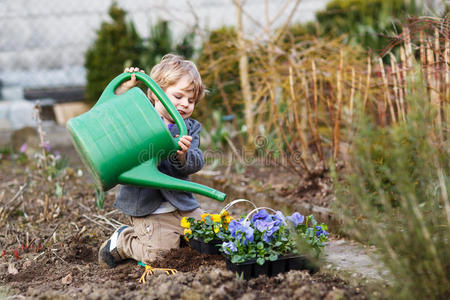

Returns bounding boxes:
[181,210,232,243]
[221,209,329,265]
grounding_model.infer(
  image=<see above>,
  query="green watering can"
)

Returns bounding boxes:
[66,72,226,202]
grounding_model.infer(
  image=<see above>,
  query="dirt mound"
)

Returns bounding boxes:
[152,246,224,272]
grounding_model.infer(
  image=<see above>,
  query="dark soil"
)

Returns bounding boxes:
[152,246,225,272]
[199,162,334,210]
[0,147,367,299]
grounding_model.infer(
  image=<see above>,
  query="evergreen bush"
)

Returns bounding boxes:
[84,3,143,103]
[314,0,423,51]
[140,19,195,73]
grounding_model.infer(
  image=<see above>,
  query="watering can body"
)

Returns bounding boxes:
[66,73,226,202]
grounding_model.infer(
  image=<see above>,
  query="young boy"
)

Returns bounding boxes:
[98,54,205,269]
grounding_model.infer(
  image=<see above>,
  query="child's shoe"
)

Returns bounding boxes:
[98,225,129,268]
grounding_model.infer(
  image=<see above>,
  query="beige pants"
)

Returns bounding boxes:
[116,208,203,263]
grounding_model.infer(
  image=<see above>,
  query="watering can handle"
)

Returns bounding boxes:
[95,72,188,138]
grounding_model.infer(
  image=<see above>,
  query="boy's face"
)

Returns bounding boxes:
[154,76,196,123]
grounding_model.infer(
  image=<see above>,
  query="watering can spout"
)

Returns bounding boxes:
[118,158,226,202]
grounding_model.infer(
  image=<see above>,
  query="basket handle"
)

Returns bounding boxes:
[220,199,257,215]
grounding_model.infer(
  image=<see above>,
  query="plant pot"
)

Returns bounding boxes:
[253,261,270,277]
[225,258,254,280]
[286,254,319,274]
[189,238,221,255]
[188,238,201,252]
[200,239,221,255]
[270,255,290,276]
[225,253,319,279]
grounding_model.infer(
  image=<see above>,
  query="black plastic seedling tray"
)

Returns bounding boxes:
[188,238,221,255]
[225,254,319,279]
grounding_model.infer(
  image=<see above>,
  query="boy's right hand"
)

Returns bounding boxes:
[114,67,145,95]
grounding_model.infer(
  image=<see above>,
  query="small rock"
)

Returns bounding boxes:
[61,273,73,284]
[22,260,32,270]
[8,263,18,275]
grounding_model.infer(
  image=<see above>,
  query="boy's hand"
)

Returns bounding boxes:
[175,135,192,165]
[115,67,145,95]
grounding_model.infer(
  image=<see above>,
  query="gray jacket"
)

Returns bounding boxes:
[114,118,204,217]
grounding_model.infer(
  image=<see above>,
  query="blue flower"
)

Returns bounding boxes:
[222,241,237,255]
[229,219,254,245]
[315,226,329,237]
[272,212,285,227]
[288,212,305,227]
[228,220,241,237]
[243,225,254,244]
[254,219,270,232]
[251,209,269,223]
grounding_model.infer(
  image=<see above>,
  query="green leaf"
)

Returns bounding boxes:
[205,216,213,226]
[269,253,278,261]
[256,258,265,265]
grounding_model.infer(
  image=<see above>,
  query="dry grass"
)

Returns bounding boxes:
[198,16,449,177]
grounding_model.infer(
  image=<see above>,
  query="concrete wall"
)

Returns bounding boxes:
[0,0,329,99]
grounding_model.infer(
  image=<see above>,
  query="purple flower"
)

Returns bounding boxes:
[254,217,281,242]
[275,211,285,221]
[43,142,51,152]
[229,219,254,245]
[19,143,27,153]
[251,209,269,223]
[254,219,270,232]
[288,212,305,227]
[315,226,329,237]
[242,225,254,244]
[222,241,237,255]
[228,220,240,237]
[272,212,285,227]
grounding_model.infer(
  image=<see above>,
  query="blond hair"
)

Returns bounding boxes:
[148,54,204,103]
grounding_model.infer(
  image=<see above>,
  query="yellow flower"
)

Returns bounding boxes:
[211,214,221,223]
[183,229,192,241]
[220,210,233,224]
[201,213,210,222]
[213,226,219,234]
[180,217,191,229]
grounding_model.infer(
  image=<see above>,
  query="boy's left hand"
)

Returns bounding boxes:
[175,135,192,165]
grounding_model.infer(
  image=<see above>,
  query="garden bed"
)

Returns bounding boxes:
[0,146,371,299]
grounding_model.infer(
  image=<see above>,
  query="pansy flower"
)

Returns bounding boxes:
[288,212,305,227]
[251,209,269,223]
[315,226,329,237]
[222,241,237,255]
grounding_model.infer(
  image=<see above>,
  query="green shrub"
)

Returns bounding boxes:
[333,71,449,299]
[140,20,195,72]
[314,0,423,51]
[85,3,143,103]
[195,27,241,120]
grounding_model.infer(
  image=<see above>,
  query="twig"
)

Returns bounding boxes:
[94,214,124,229]
[43,224,60,246]
[33,251,47,261]
[52,249,68,264]
[34,101,48,171]
[82,214,110,230]
[78,201,92,212]
[4,183,27,208]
